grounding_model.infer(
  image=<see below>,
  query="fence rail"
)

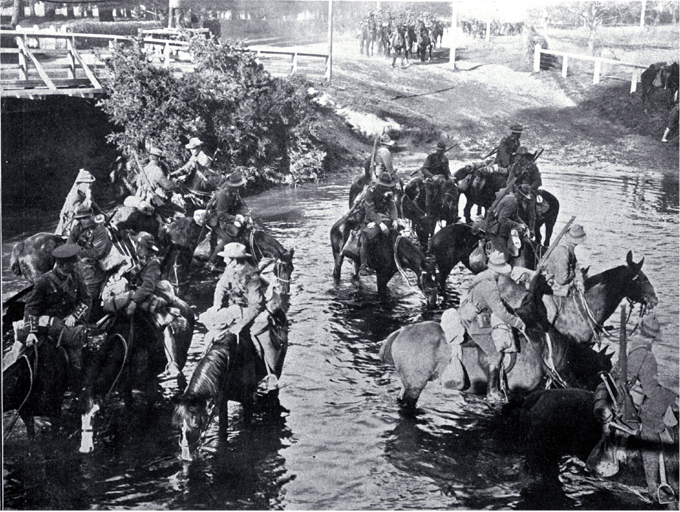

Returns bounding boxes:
[533,44,648,93]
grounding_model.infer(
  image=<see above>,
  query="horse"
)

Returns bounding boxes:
[348,157,372,208]
[520,388,678,505]
[459,170,506,224]
[77,301,195,454]
[377,24,391,56]
[10,232,65,284]
[401,176,458,250]
[379,276,613,409]
[172,250,295,461]
[390,25,410,68]
[550,251,657,344]
[330,209,438,307]
[359,20,377,56]
[3,335,69,439]
[416,29,432,62]
[429,21,443,48]
[640,62,679,107]
[428,222,539,296]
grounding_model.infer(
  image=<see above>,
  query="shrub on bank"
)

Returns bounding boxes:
[98,35,325,190]
[63,20,163,36]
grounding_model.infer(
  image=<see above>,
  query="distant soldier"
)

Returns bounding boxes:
[420,140,451,180]
[485,184,532,259]
[495,124,523,169]
[373,133,396,180]
[56,169,102,238]
[137,147,177,209]
[359,172,400,275]
[508,147,542,234]
[661,90,678,143]
[170,137,213,192]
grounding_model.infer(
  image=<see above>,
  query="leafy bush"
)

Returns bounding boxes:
[97,35,322,188]
[64,20,162,36]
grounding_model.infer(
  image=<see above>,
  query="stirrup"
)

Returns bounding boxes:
[256,374,279,396]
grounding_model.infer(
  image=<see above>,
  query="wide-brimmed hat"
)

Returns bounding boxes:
[149,147,163,157]
[640,313,662,339]
[74,206,94,219]
[76,169,96,183]
[375,171,397,188]
[566,224,587,245]
[218,242,251,260]
[510,124,523,133]
[379,133,395,146]
[516,184,533,200]
[52,243,83,260]
[134,231,158,252]
[436,140,447,150]
[226,170,246,187]
[186,137,203,149]
[487,251,512,274]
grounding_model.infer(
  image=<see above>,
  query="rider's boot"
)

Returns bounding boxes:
[358,232,371,276]
[542,295,559,325]
[66,346,83,390]
[661,128,671,143]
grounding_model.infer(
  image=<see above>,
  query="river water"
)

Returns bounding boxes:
[2,161,678,510]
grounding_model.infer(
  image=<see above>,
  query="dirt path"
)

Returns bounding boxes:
[309,35,678,175]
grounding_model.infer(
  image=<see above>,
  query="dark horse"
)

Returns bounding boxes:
[3,335,69,438]
[10,232,64,284]
[380,276,613,409]
[640,61,679,107]
[402,176,459,249]
[416,28,432,62]
[77,302,195,454]
[330,210,438,307]
[428,222,538,296]
[390,25,410,67]
[172,250,294,461]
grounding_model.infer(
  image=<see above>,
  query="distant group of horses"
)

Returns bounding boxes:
[460,19,525,39]
[640,61,679,108]
[359,14,444,64]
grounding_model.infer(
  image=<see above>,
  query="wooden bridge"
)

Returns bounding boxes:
[0,28,330,99]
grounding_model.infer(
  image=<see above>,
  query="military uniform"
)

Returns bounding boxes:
[543,242,584,298]
[115,210,161,240]
[68,216,112,304]
[495,134,520,168]
[24,260,92,378]
[140,159,176,207]
[508,157,542,232]
[212,261,266,335]
[421,151,450,179]
[373,146,395,179]
[363,183,398,239]
[206,186,249,265]
[486,192,527,257]
[172,150,213,191]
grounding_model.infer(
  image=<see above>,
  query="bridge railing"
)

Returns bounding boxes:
[533,44,648,93]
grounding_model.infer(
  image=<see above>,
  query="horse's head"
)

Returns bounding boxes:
[623,251,658,310]
[418,255,439,308]
[272,249,295,299]
[172,396,210,462]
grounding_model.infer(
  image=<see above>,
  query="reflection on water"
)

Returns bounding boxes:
[3,162,678,509]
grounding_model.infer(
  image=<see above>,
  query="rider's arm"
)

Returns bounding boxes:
[496,198,524,231]
[83,226,112,261]
[480,281,524,330]
[363,189,382,224]
[24,278,50,329]
[496,138,512,168]
[212,274,229,309]
[629,348,679,414]
[73,272,92,321]
[230,274,266,332]
[130,259,161,305]
[421,154,434,179]
[442,158,451,180]
[387,197,399,222]
[170,156,195,178]
[546,246,574,286]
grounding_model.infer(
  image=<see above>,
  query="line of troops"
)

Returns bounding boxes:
[8,136,278,390]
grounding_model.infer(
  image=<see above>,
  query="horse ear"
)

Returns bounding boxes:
[626,250,644,274]
[626,250,634,269]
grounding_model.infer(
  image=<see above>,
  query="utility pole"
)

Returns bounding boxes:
[327,0,333,82]
[449,2,457,69]
[640,0,646,27]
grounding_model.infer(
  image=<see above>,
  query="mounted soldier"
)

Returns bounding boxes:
[483,184,532,260]
[495,124,523,169]
[13,244,92,386]
[373,133,396,180]
[204,170,252,272]
[136,147,178,213]
[420,140,451,180]
[457,251,527,402]
[508,146,542,235]
[170,137,215,206]
[541,224,587,324]
[115,200,161,240]
[359,172,400,276]
[55,169,102,238]
[624,313,679,504]
[68,205,113,308]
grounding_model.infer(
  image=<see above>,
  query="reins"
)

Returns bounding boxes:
[393,235,417,287]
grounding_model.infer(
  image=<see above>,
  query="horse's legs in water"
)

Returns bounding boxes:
[218,396,229,440]
[475,337,504,401]
[20,412,36,438]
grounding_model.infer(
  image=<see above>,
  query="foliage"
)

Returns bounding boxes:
[63,20,162,36]
[97,35,321,187]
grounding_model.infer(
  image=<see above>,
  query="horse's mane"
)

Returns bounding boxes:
[584,264,632,291]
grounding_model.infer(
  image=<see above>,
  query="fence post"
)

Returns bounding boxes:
[561,55,568,78]
[164,41,170,68]
[291,52,298,75]
[67,37,76,79]
[593,59,601,85]
[18,37,28,81]
[630,68,638,93]
[533,43,541,72]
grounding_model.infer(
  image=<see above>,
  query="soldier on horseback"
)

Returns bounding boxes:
[495,124,523,169]
[137,147,178,212]
[373,134,396,180]
[55,169,102,238]
[170,137,214,199]
[458,251,527,401]
[421,140,451,179]
[541,224,587,324]
[68,205,113,307]
[484,184,533,260]
[115,200,161,240]
[359,172,400,276]
[20,244,91,386]
[508,146,542,235]
[204,170,252,272]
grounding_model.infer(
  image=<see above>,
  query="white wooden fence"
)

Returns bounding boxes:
[533,44,648,93]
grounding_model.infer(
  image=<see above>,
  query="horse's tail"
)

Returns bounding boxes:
[10,242,24,277]
[379,328,402,366]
